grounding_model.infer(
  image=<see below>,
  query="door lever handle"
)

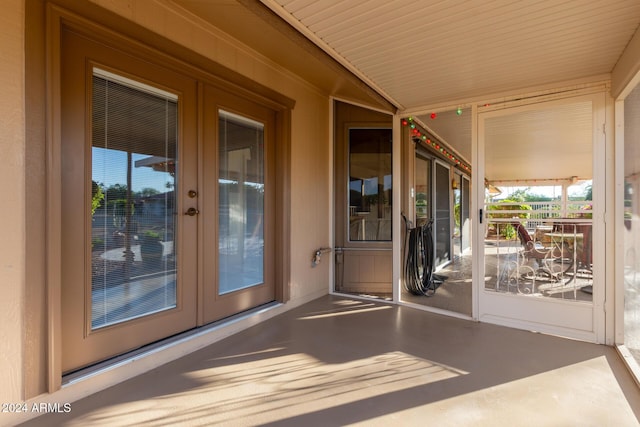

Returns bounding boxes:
[185,207,199,216]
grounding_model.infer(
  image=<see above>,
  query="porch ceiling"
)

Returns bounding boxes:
[258,0,640,112]
[171,1,640,181]
[484,100,594,183]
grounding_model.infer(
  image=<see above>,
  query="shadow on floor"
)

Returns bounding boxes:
[19,295,640,426]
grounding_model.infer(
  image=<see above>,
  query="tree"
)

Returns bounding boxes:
[507,187,554,202]
[137,187,160,198]
[104,183,128,201]
[91,181,104,215]
[507,188,529,202]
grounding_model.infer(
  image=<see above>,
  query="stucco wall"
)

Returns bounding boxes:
[0,0,25,405]
[288,98,331,301]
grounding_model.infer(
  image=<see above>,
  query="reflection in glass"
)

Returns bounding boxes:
[483,104,594,301]
[624,83,640,363]
[434,162,451,266]
[91,70,177,330]
[348,128,392,241]
[461,176,471,253]
[415,155,430,227]
[402,111,473,317]
[218,110,265,295]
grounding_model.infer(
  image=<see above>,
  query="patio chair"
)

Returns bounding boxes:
[552,222,593,269]
[512,222,563,282]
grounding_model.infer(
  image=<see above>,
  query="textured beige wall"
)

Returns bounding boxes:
[89,0,332,300]
[0,0,25,404]
[288,98,331,301]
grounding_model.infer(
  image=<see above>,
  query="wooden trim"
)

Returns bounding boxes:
[24,0,48,399]
[46,2,64,393]
[196,81,205,327]
[276,108,292,302]
[48,2,295,113]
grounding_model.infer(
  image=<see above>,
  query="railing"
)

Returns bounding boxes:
[486,200,592,232]
[484,202,593,300]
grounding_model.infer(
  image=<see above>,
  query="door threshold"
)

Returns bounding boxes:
[62,301,282,387]
[399,299,474,321]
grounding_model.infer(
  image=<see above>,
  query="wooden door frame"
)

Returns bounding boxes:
[46,4,293,390]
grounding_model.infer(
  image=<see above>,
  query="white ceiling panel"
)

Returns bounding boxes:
[416,108,473,163]
[484,101,594,182]
[264,0,640,110]
[173,0,640,181]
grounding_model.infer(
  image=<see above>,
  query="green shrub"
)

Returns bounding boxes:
[487,199,530,239]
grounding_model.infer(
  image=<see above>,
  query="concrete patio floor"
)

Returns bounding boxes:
[19,295,640,426]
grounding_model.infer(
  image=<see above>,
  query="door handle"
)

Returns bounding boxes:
[185,207,199,216]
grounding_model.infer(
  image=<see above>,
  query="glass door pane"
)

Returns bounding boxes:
[453,175,462,258]
[477,94,604,342]
[482,103,594,301]
[624,82,640,363]
[348,128,392,242]
[91,70,178,329]
[461,176,471,252]
[402,112,473,317]
[415,154,431,227]
[434,162,451,266]
[218,110,265,294]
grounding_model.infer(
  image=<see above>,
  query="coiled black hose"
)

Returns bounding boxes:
[402,214,444,296]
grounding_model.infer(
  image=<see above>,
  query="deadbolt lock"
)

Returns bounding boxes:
[188,190,198,198]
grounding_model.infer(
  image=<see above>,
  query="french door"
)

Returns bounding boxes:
[61,28,275,373]
[201,86,276,324]
[475,93,605,342]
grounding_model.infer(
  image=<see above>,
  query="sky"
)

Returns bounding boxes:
[92,147,173,193]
